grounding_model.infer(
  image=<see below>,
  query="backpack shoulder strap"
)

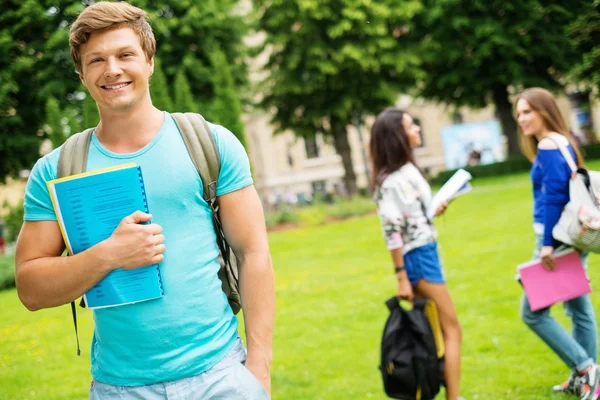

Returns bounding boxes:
[546,133,577,173]
[57,128,94,178]
[56,128,94,357]
[171,113,220,208]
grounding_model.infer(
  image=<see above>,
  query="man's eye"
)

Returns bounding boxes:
[121,53,132,58]
[90,58,102,64]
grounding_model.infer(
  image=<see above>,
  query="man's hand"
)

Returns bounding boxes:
[540,246,556,271]
[245,352,271,396]
[100,211,166,270]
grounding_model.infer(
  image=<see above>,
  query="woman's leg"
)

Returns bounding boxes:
[416,280,461,400]
[521,293,593,371]
[566,294,598,363]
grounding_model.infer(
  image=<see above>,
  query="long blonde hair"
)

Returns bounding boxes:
[516,88,584,166]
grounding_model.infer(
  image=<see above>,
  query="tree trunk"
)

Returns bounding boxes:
[492,84,520,156]
[331,121,358,197]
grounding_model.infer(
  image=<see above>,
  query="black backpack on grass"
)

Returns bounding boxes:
[380,297,445,400]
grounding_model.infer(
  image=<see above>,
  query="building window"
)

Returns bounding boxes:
[413,117,425,148]
[304,136,319,159]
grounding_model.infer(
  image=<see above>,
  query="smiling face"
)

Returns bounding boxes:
[516,98,547,137]
[402,113,422,148]
[79,27,154,114]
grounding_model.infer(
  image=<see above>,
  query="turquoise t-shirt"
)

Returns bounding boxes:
[23,113,253,385]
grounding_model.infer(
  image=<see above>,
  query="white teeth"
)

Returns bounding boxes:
[104,83,129,90]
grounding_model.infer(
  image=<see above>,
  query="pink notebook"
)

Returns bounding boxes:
[518,250,591,311]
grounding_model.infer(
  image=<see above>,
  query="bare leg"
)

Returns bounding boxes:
[416,280,462,400]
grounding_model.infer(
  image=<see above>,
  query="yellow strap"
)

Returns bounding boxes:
[416,386,422,400]
[424,300,445,358]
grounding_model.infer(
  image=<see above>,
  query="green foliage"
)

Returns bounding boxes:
[150,57,174,112]
[265,208,300,228]
[408,0,590,154]
[253,0,423,194]
[45,96,65,149]
[569,0,600,91]
[173,69,198,113]
[0,255,15,291]
[0,1,85,182]
[2,200,24,243]
[209,48,247,148]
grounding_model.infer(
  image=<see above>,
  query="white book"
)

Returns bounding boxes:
[427,169,473,219]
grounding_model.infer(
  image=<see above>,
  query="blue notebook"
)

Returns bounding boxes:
[47,163,164,309]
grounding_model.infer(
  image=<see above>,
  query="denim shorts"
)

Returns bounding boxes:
[89,337,270,400]
[404,242,446,287]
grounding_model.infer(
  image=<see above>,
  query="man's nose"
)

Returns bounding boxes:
[104,57,123,79]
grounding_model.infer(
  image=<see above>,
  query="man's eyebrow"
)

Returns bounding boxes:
[83,46,137,58]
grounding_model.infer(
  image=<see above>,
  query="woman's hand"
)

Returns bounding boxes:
[435,201,449,217]
[397,277,414,302]
[540,246,556,271]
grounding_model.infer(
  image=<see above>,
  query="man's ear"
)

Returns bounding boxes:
[78,70,86,87]
[149,57,155,75]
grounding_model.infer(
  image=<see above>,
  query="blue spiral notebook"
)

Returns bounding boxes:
[47,163,164,309]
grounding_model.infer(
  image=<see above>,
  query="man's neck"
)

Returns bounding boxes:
[96,100,164,153]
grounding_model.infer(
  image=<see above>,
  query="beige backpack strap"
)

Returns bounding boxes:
[56,127,94,357]
[171,113,220,207]
[57,128,95,178]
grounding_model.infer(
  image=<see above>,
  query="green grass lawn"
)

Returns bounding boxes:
[2,164,600,399]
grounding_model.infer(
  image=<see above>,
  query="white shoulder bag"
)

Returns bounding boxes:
[548,133,600,253]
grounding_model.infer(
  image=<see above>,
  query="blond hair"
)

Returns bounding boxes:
[69,1,156,74]
[516,87,584,166]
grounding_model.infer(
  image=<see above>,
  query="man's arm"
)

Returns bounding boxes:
[218,185,275,394]
[15,212,165,311]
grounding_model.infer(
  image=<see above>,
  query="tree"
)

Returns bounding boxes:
[570,0,600,92]
[173,69,197,113]
[150,57,174,112]
[210,48,247,148]
[253,0,423,195]
[45,96,65,149]
[408,0,589,155]
[0,1,84,182]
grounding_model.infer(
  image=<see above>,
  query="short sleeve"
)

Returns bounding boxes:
[210,123,253,196]
[23,149,61,221]
[376,185,406,251]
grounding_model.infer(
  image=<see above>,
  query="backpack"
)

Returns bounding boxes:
[380,297,445,400]
[57,112,241,355]
[547,133,600,253]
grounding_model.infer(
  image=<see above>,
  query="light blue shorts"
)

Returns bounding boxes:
[404,242,446,287]
[89,337,270,400]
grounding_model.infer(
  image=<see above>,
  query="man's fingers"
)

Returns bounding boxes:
[123,211,152,225]
[145,223,163,235]
[153,234,165,245]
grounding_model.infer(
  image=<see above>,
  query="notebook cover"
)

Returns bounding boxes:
[518,250,590,311]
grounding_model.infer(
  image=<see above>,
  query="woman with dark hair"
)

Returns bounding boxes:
[516,87,599,400]
[370,107,462,400]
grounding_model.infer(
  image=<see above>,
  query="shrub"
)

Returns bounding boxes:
[0,255,15,291]
[430,142,600,186]
[2,200,24,243]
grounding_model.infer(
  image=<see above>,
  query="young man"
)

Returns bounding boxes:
[14,2,274,399]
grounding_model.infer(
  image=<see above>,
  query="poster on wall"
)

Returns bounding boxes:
[440,120,506,170]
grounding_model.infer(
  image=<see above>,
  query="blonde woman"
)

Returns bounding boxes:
[517,87,599,400]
